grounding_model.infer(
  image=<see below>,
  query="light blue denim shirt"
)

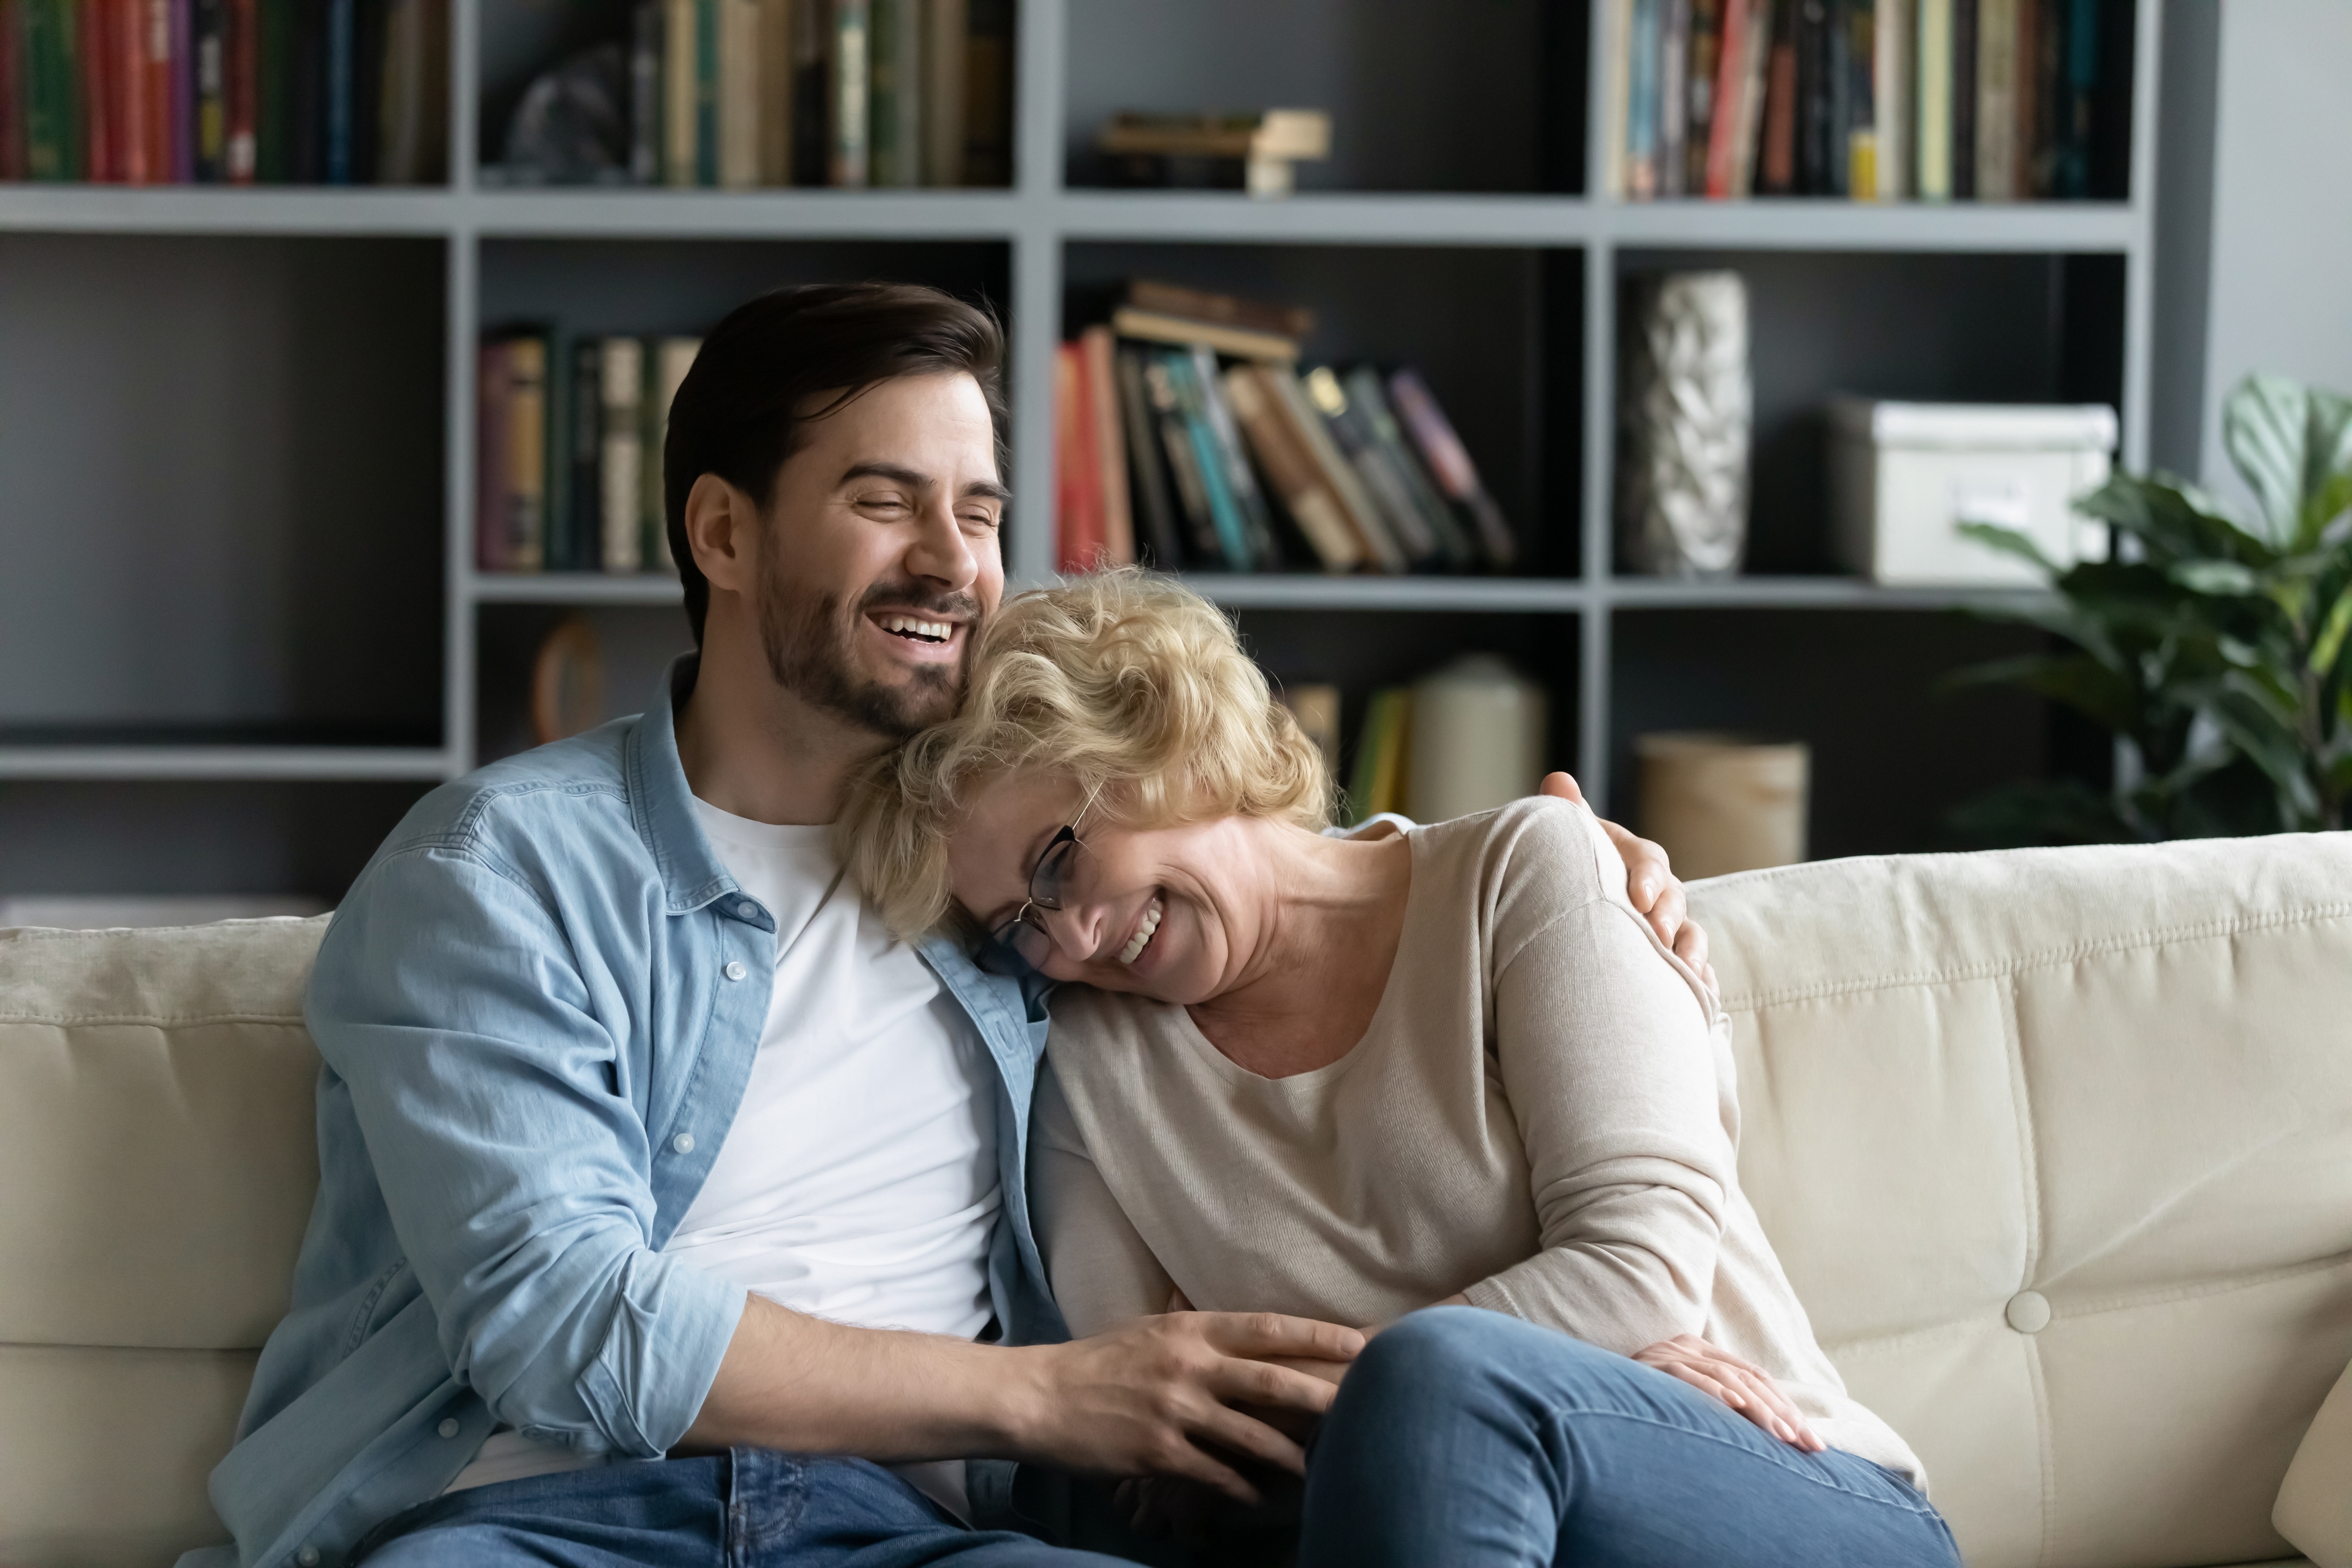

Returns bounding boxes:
[181,656,1065,1568]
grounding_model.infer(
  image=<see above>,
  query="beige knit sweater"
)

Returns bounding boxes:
[1030,797,1923,1483]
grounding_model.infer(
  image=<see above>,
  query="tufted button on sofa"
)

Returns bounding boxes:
[3,833,2349,1567]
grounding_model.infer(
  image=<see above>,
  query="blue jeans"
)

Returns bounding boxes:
[1297,1307,1961,1568]
[350,1450,1131,1567]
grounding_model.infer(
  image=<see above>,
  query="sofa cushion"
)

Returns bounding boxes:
[2276,1355,2352,1567]
[1691,834,2352,1568]
[0,917,329,1568]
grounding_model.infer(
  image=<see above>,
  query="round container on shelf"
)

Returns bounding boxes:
[1405,655,1548,824]
[1633,731,1809,880]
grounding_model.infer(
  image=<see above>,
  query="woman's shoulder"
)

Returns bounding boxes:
[1043,984,1188,1091]
[1412,795,1626,912]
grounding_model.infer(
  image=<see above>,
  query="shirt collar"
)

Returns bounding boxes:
[624,652,741,917]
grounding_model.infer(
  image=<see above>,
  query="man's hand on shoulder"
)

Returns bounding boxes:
[1537,771,1714,989]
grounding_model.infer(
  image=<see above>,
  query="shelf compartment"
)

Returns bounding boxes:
[474,603,694,765]
[1613,247,2128,576]
[1063,239,1575,577]
[0,779,436,897]
[0,232,447,756]
[1062,0,1582,195]
[1609,608,2070,859]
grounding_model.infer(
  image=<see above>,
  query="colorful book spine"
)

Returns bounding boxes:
[693,0,717,185]
[1975,0,2017,200]
[24,0,80,178]
[644,338,697,569]
[1702,0,1748,198]
[753,0,789,184]
[1160,350,1252,571]
[1872,0,1909,199]
[1915,0,1951,198]
[322,0,349,182]
[629,1,660,183]
[0,0,25,180]
[192,0,223,178]
[1221,365,1362,573]
[1191,345,1284,570]
[1387,368,1517,570]
[662,0,693,185]
[716,0,757,187]
[829,0,868,186]
[1114,346,1184,569]
[1080,326,1135,567]
[922,0,964,185]
[1140,355,1221,564]
[1625,0,1658,198]
[601,338,647,574]
[226,0,257,180]
[1053,341,1102,573]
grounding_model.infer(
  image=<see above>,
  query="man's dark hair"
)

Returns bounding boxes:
[663,281,1008,646]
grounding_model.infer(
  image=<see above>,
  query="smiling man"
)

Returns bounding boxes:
[187,283,1696,1568]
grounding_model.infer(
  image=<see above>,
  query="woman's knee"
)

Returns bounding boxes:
[1337,1307,1614,1421]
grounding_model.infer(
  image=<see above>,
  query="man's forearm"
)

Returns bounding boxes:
[680,1293,1040,1460]
[678,1292,1370,1505]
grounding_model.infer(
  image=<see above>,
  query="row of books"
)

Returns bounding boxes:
[501,0,1009,189]
[476,330,700,576]
[1054,285,1517,577]
[0,0,447,183]
[1602,0,2119,202]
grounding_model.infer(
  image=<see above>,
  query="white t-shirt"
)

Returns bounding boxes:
[446,800,1001,1516]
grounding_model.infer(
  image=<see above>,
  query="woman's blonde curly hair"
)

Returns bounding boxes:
[839,568,1333,938]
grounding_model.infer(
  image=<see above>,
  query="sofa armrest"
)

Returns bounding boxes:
[2277,1359,2352,1568]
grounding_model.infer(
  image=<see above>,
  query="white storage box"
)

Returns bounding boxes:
[1828,399,2117,586]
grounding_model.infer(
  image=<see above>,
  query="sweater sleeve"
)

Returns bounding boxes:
[1459,801,1735,1357]
[1028,1060,1176,1336]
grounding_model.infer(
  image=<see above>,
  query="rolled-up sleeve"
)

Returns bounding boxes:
[306,842,745,1457]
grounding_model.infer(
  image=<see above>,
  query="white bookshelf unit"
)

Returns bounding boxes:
[0,0,2164,895]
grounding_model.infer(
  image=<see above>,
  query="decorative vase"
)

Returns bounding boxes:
[1618,270,1752,579]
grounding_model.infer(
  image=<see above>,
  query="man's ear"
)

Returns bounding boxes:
[683,473,759,597]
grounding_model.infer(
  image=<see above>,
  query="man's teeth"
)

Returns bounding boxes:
[1118,898,1164,965]
[878,614,954,643]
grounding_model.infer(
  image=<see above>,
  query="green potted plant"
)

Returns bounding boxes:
[1947,374,2352,843]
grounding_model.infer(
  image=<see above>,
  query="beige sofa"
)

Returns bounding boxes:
[4,833,2350,1567]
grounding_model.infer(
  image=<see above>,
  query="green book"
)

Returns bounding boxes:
[693,0,717,186]
[258,0,293,182]
[22,0,81,180]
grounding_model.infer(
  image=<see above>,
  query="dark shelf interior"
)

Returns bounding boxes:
[1063,0,1586,194]
[0,780,435,901]
[1611,609,2095,858]
[0,233,447,748]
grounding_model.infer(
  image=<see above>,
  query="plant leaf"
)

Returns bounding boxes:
[1957,520,2057,577]
[2169,559,2261,596]
[2314,583,2352,677]
[2204,680,2321,823]
[1946,653,2141,735]
[2223,374,2316,549]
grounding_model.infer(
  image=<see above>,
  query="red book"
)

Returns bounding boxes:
[1703,0,1749,197]
[79,0,115,179]
[225,0,256,180]
[115,0,148,183]
[0,2,26,180]
[1054,342,1104,574]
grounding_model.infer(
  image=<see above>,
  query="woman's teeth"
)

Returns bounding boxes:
[1117,898,1164,965]
[878,614,953,643]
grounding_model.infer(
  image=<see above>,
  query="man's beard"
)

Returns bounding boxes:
[756,568,978,740]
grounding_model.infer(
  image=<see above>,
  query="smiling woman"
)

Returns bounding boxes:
[838,569,1958,1567]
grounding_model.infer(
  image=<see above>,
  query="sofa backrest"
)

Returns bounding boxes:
[0,917,330,1568]
[1692,833,2352,1568]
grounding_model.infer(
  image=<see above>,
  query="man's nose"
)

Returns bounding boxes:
[904,492,979,589]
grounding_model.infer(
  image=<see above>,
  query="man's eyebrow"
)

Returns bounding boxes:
[838,460,932,490]
[960,478,1014,504]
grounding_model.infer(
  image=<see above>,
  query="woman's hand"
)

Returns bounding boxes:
[1633,1333,1823,1452]
[1538,772,1714,989]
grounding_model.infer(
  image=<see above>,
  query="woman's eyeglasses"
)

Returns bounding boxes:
[977,823,1085,977]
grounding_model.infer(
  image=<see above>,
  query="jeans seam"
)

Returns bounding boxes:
[1540,1406,1939,1516]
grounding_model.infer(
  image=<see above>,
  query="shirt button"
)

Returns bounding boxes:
[296,1549,322,1567]
[723,960,747,981]
[673,1132,696,1155]
[737,900,758,918]
[437,1417,459,1438]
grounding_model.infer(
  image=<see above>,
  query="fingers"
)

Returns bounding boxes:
[1539,771,1587,805]
[1660,1361,1745,1410]
[1190,1402,1312,1479]
[1642,874,1688,946]
[1203,1310,1366,1366]
[1209,1351,1347,1417]
[1671,914,1710,978]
